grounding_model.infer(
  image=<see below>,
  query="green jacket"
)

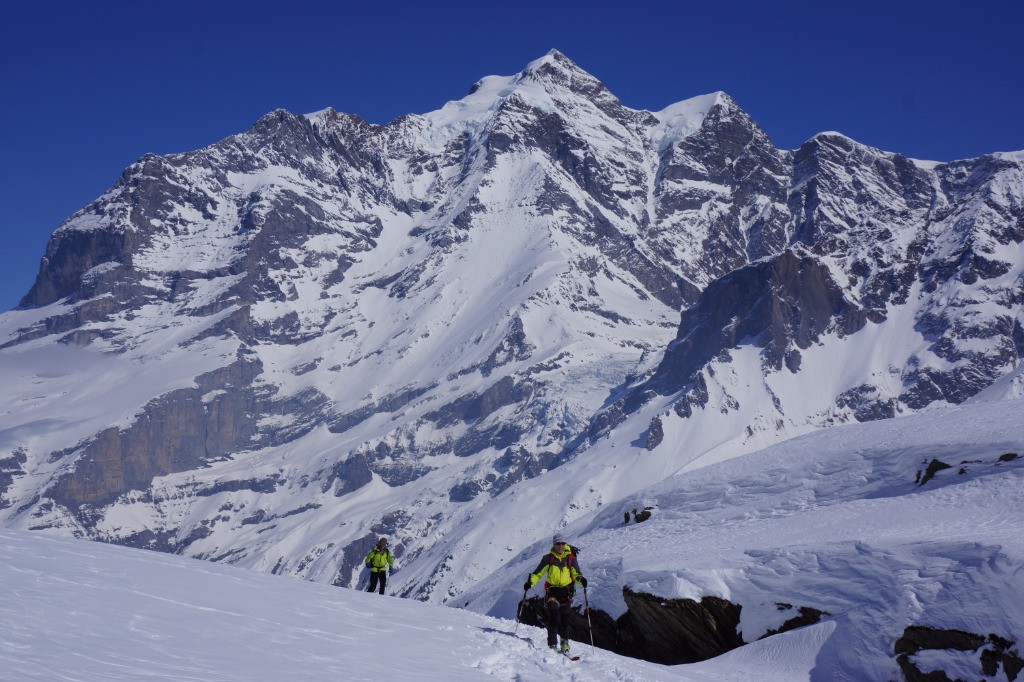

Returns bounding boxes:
[365,546,393,573]
[527,545,583,589]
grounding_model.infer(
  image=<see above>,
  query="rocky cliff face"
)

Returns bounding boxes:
[1,51,1022,608]
[591,131,1024,442]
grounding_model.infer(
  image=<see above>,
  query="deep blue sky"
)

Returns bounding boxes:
[2,1,1021,312]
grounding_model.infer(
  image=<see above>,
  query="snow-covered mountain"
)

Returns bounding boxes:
[1,51,1023,670]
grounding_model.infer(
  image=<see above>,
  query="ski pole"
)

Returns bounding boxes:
[514,588,528,635]
[583,586,595,651]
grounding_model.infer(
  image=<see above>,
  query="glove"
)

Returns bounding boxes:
[523,580,532,591]
[578,576,588,588]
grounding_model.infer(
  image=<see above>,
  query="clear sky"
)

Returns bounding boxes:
[1,0,1021,312]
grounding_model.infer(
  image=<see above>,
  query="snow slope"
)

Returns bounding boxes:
[4,395,1019,680]
[462,396,1024,680]
[0,528,831,681]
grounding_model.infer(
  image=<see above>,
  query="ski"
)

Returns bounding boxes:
[540,642,580,661]
[549,649,580,661]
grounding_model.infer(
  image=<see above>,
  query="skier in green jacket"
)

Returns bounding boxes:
[524,533,587,653]
[365,537,394,595]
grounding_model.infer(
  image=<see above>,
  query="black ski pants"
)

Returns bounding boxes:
[367,570,387,595]
[544,587,572,646]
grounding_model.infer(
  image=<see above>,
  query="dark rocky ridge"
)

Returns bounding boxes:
[518,588,826,665]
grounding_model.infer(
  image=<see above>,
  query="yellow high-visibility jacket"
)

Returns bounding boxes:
[527,546,583,589]
[365,546,393,573]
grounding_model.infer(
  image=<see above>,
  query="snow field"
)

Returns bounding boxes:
[0,528,822,681]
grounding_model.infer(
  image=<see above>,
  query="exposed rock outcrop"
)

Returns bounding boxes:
[519,588,824,665]
[895,626,1022,682]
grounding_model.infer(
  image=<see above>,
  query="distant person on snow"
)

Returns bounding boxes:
[365,537,393,595]
[523,533,587,653]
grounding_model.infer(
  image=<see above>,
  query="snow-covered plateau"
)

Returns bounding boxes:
[1,50,1023,679]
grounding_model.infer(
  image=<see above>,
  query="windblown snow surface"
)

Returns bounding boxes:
[3,391,1022,680]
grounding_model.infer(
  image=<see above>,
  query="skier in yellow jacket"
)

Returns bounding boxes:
[523,533,588,653]
[365,537,394,595]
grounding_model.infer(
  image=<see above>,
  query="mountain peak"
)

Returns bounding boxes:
[432,51,619,132]
[648,91,740,150]
[653,91,729,123]
[513,49,619,112]
[521,49,577,75]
